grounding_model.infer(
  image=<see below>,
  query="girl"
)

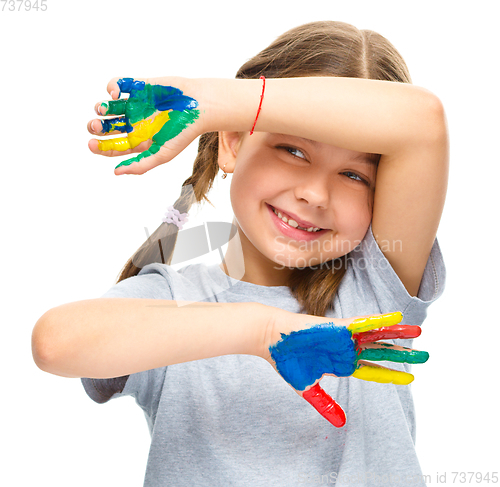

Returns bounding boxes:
[32,21,448,487]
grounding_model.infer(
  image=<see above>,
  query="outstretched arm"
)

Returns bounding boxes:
[33,298,427,428]
[32,299,270,379]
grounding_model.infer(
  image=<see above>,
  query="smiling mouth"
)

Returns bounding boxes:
[269,205,326,232]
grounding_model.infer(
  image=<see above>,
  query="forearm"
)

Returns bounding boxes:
[203,77,441,155]
[32,299,273,379]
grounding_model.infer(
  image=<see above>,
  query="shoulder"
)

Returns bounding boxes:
[140,262,219,302]
[340,225,446,325]
[99,263,177,300]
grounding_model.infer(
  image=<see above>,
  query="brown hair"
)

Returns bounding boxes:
[115,20,412,316]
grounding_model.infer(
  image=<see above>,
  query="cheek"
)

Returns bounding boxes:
[229,158,268,221]
[230,155,283,207]
[335,189,373,235]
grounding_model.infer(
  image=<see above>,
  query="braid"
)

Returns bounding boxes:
[115,132,220,283]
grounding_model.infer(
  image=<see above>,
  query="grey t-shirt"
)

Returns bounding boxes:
[81,226,445,487]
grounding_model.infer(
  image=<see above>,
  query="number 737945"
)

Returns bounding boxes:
[1,0,47,11]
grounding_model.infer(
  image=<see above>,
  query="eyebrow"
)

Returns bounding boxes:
[353,153,380,165]
[290,135,379,165]
[290,136,321,148]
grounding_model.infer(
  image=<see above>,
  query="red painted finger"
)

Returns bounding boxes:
[302,383,346,428]
[353,325,421,345]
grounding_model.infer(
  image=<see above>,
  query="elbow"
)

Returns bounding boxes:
[32,310,58,372]
[32,306,90,379]
[32,309,72,375]
[420,92,449,145]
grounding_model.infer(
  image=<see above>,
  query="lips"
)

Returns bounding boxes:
[270,204,325,230]
[267,204,329,241]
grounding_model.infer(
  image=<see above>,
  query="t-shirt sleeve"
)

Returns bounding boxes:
[348,225,446,326]
[80,266,173,415]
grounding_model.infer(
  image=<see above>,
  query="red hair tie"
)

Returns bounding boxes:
[249,76,266,135]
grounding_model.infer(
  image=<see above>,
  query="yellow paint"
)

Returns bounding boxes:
[98,137,130,152]
[347,311,403,333]
[98,110,171,152]
[352,365,413,385]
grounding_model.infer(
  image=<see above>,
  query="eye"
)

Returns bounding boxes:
[278,145,307,160]
[343,171,367,184]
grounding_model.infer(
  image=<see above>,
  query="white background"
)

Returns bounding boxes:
[2,0,498,485]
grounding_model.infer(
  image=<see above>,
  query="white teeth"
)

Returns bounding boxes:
[273,207,321,232]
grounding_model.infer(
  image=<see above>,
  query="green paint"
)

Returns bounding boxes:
[153,109,199,145]
[358,347,429,364]
[115,109,200,169]
[103,99,128,115]
[122,83,198,125]
[126,96,156,124]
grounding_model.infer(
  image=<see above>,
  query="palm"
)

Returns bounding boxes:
[89,77,201,174]
[269,312,429,427]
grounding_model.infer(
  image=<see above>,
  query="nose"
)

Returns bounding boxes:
[293,173,330,209]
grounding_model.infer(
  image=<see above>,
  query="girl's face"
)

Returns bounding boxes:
[222,132,378,286]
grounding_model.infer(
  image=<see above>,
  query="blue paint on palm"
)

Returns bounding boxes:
[269,324,358,391]
[117,77,198,123]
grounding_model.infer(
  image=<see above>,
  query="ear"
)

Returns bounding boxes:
[217,131,243,175]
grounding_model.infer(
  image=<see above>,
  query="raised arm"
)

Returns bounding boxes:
[91,77,443,166]
[208,77,449,296]
[90,76,449,294]
[207,76,443,155]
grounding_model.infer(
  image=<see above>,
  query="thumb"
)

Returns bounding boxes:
[114,113,200,175]
[302,383,346,428]
[115,141,187,175]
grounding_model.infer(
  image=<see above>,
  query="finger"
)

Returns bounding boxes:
[88,138,152,157]
[94,112,169,159]
[347,311,402,333]
[114,144,183,175]
[116,77,146,94]
[95,99,128,116]
[96,114,165,152]
[352,361,414,385]
[106,77,148,99]
[302,383,346,428]
[88,116,133,136]
[114,143,162,171]
[357,343,429,364]
[114,116,199,175]
[97,136,133,152]
[353,324,421,344]
[114,110,201,174]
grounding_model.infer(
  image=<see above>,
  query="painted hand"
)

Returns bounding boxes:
[268,312,428,428]
[88,77,201,175]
